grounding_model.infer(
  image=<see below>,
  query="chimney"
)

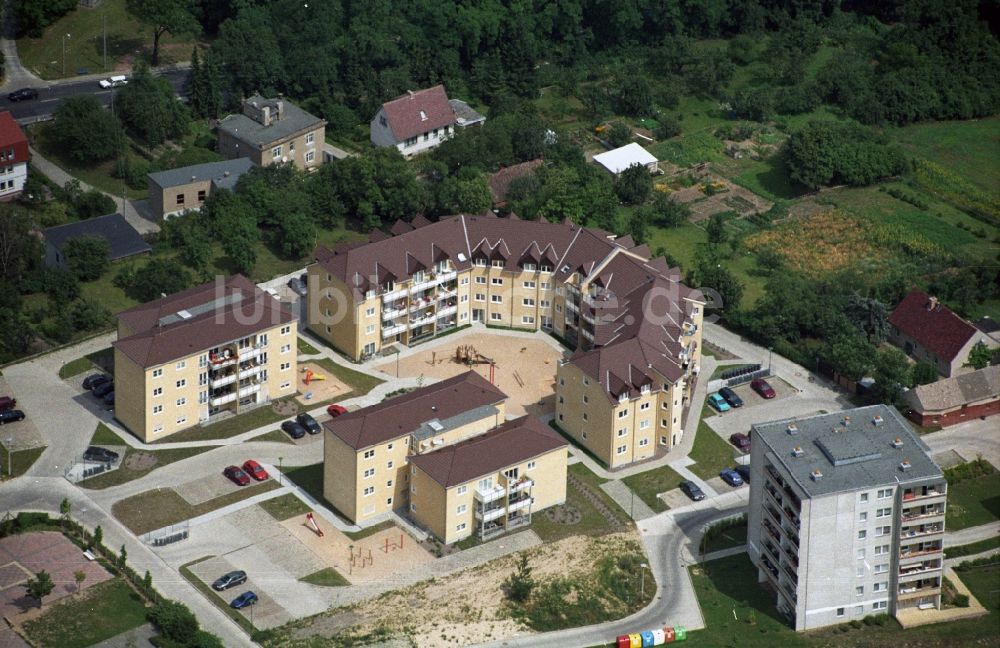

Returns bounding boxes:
[872,414,884,426]
[891,437,904,449]
[792,445,804,457]
[276,93,284,120]
[927,296,938,311]
[810,468,823,481]
[899,459,912,472]
[262,105,271,127]
[786,423,798,435]
[223,171,230,177]
[407,90,414,98]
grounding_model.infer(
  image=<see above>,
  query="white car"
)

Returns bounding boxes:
[99,75,128,89]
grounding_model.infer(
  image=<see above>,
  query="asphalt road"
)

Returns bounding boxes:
[0,68,189,121]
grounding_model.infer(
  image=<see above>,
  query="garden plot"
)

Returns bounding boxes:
[671,174,773,222]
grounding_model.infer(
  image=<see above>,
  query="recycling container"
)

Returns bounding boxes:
[617,636,632,648]
[630,633,642,648]
[674,626,687,641]
[652,628,665,645]
[641,630,655,647]
[663,626,675,643]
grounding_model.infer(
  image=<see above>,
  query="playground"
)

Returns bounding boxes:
[375,332,565,417]
[280,514,433,585]
[295,362,350,407]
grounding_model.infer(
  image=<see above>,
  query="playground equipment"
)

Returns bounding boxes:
[381,533,405,553]
[455,345,494,366]
[349,546,373,574]
[305,512,324,537]
[302,368,327,386]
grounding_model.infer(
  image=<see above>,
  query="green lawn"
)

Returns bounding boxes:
[622,465,686,513]
[90,423,121,445]
[250,428,297,444]
[893,117,1000,197]
[113,482,280,535]
[58,356,94,379]
[688,421,738,481]
[530,463,629,543]
[945,535,1000,560]
[79,445,215,489]
[344,520,395,541]
[16,0,199,80]
[59,347,114,379]
[297,337,320,355]
[149,398,295,444]
[0,445,46,478]
[22,579,147,648]
[701,518,748,554]
[300,567,350,587]
[946,472,1000,531]
[258,493,314,521]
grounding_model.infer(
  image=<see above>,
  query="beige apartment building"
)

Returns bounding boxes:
[217,95,326,171]
[323,371,567,543]
[309,212,704,468]
[113,275,298,442]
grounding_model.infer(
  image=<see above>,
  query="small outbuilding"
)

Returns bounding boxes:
[42,213,150,270]
[904,365,1000,428]
[593,142,659,176]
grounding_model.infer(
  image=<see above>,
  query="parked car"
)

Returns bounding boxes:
[751,378,776,399]
[719,468,744,487]
[0,396,16,410]
[224,465,251,486]
[92,381,115,398]
[0,410,26,425]
[82,374,110,390]
[7,88,38,102]
[680,480,706,501]
[99,75,127,88]
[212,570,247,591]
[735,465,751,484]
[707,393,731,412]
[102,391,115,406]
[242,459,268,481]
[296,412,321,434]
[326,404,348,418]
[287,276,307,296]
[718,386,743,408]
[281,420,306,439]
[729,432,751,453]
[230,591,258,609]
[83,446,119,463]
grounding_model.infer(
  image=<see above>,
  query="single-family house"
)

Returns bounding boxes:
[370,85,484,156]
[42,213,151,269]
[0,111,29,201]
[217,95,326,171]
[904,365,1000,427]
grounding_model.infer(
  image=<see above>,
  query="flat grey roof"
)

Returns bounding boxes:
[752,405,942,498]
[217,97,325,148]
[449,98,486,127]
[43,213,150,261]
[147,158,253,191]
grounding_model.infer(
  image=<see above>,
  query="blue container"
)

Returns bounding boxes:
[641,630,655,647]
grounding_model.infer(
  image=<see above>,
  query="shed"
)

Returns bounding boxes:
[593,143,659,176]
[43,213,151,269]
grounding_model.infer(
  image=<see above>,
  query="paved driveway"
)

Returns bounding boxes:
[922,418,1000,468]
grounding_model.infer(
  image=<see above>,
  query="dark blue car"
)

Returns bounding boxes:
[230,591,258,609]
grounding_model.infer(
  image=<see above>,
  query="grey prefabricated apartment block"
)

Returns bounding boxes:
[746,405,946,631]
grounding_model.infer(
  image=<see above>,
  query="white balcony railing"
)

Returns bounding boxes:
[475,506,505,522]
[209,373,236,389]
[238,345,263,361]
[383,288,407,302]
[476,485,507,503]
[210,392,236,407]
[437,305,457,319]
[382,324,406,338]
[507,497,532,513]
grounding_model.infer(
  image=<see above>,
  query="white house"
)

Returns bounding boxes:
[0,111,29,201]
[370,86,484,156]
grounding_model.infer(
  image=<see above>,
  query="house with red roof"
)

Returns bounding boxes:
[887,288,998,377]
[0,111,29,201]
[370,85,484,156]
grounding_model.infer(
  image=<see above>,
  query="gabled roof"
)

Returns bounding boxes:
[408,415,566,488]
[148,158,253,191]
[0,111,27,148]
[488,159,542,206]
[906,365,1000,413]
[889,288,978,362]
[378,85,456,141]
[43,213,150,261]
[114,275,294,369]
[323,371,507,450]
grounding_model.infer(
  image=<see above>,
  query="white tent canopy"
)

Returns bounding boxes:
[593,142,659,175]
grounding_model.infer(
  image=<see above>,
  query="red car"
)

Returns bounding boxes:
[326,404,348,417]
[223,465,250,486]
[751,378,776,399]
[242,459,269,481]
[729,432,751,453]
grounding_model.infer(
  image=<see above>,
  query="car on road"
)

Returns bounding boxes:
[719,468,744,487]
[92,381,115,398]
[230,591,258,609]
[287,276,307,296]
[718,386,743,408]
[735,465,751,484]
[296,412,321,434]
[751,378,776,399]
[242,459,268,481]
[326,404,348,417]
[707,393,731,412]
[729,432,751,453]
[102,391,115,406]
[0,396,16,410]
[224,465,251,486]
[281,420,306,439]
[7,88,38,102]
[212,570,247,591]
[99,75,128,89]
[0,410,26,425]
[680,480,705,501]
[83,446,119,463]
[82,374,111,390]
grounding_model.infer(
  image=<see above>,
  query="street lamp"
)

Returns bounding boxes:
[5,436,12,477]
[768,346,773,372]
[62,33,71,76]
[639,562,649,598]
[278,456,283,484]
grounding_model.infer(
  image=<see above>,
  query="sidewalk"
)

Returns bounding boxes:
[945,520,1000,547]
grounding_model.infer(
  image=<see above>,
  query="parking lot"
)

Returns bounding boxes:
[0,377,46,456]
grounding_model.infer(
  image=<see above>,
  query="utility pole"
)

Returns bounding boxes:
[62,33,71,76]
[103,14,107,71]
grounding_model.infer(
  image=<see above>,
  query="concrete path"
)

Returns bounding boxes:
[923,418,1000,471]
[89,623,157,648]
[0,0,41,91]
[668,461,719,498]
[28,147,161,235]
[945,521,1000,547]
[322,142,355,160]
[601,479,657,521]
[701,545,746,562]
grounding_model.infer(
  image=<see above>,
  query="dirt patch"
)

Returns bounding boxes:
[671,173,773,223]
[295,362,351,406]
[123,452,157,472]
[544,503,582,525]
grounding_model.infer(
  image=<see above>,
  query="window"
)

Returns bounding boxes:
[176,379,186,388]
[386,497,393,506]
[387,480,393,488]
[272,145,282,158]
[279,380,289,389]
[639,420,650,430]
[522,316,535,324]
[540,300,550,308]
[859,511,868,522]
[559,378,564,386]
[490,294,502,303]
[456,504,467,514]
[197,189,207,202]
[877,488,892,499]
[492,259,504,268]
[523,281,536,289]
[583,395,589,404]
[541,265,552,273]
[365,324,375,334]
[618,409,629,419]
[836,608,845,618]
[872,601,887,610]
[477,477,493,491]
[876,507,891,518]
[490,312,502,321]
[874,544,890,555]
[857,548,865,559]
[457,485,468,495]
[410,503,416,512]
[176,193,185,205]
[153,425,164,434]
[176,361,186,370]
[875,526,891,537]
[475,293,485,302]
[153,387,163,397]
[640,402,650,411]
[363,486,374,496]
[856,586,864,596]
[176,397,186,406]
[874,563,888,574]
[540,282,551,290]
[387,461,394,469]
[527,461,536,470]
[363,449,375,459]
[873,582,887,593]
[176,416,187,425]
[860,492,869,503]
[364,468,375,478]
[476,276,486,284]
[491,277,503,285]
[152,368,163,378]
[366,307,376,317]
[153,405,163,414]
[523,263,536,272]
[616,445,627,455]
[199,391,207,404]
[280,344,291,354]
[582,412,588,422]
[461,295,468,303]
[583,377,589,386]
[856,566,865,578]
[456,523,467,532]
[638,438,649,447]
[617,427,627,437]
[522,298,535,307]
[474,258,486,267]
[460,277,469,285]
[857,530,867,540]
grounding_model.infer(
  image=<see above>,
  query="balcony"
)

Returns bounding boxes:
[565,300,579,313]
[762,521,780,542]
[382,287,407,302]
[382,323,406,338]
[900,544,943,561]
[508,496,533,514]
[901,506,945,522]
[409,296,435,312]
[475,504,505,523]
[210,372,236,389]
[898,582,941,599]
[900,524,944,540]
[437,305,457,319]
[902,486,946,502]
[900,561,942,578]
[437,286,456,300]
[682,322,698,337]
[238,345,264,362]
[581,327,594,341]
[382,304,407,320]
[476,484,507,503]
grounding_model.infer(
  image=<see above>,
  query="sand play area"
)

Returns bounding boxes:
[280,514,433,585]
[376,332,565,417]
[296,362,350,406]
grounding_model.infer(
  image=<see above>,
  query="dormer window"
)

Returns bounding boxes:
[540,264,552,273]
[618,392,629,404]
[474,258,487,267]
[492,259,504,268]
[641,384,651,395]
[523,262,536,271]
[419,110,427,121]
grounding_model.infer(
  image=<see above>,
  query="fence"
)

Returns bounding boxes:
[144,521,190,547]
[63,455,117,483]
[705,364,770,393]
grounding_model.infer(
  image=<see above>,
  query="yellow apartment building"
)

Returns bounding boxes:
[323,371,507,524]
[113,275,298,442]
[408,415,567,544]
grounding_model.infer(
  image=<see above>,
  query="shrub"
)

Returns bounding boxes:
[654,118,681,140]
[148,601,199,644]
[944,458,995,484]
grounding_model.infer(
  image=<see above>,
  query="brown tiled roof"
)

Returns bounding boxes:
[379,85,456,142]
[488,159,543,206]
[889,288,978,363]
[113,275,294,369]
[324,371,507,450]
[408,415,566,488]
[906,365,1000,413]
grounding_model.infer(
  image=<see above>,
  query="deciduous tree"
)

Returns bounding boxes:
[24,570,54,608]
[126,0,201,66]
[63,237,110,282]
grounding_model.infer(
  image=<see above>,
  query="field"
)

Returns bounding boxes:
[893,117,1000,197]
[946,472,1000,531]
[21,579,147,648]
[112,482,280,535]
